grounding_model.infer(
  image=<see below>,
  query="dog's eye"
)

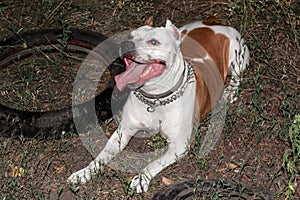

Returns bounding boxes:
[148,38,160,46]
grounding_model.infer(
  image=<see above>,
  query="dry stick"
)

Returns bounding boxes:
[42,0,66,27]
[40,34,85,62]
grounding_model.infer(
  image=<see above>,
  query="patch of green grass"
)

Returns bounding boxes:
[282,114,300,199]
[147,133,168,152]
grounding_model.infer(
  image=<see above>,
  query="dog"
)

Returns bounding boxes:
[68,19,249,193]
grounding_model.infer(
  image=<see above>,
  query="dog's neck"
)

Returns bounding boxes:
[138,51,185,96]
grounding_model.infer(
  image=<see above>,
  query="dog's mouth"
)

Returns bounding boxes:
[115,57,166,91]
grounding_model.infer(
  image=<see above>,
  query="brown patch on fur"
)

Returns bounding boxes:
[180,27,230,122]
[186,27,229,81]
[181,29,188,35]
[192,65,212,121]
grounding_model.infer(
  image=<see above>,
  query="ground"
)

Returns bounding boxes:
[0,0,299,199]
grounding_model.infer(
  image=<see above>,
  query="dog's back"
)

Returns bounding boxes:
[179,21,250,120]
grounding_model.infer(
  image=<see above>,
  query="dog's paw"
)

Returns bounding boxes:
[67,167,91,184]
[130,174,151,193]
[67,162,100,184]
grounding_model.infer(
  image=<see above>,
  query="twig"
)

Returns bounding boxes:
[42,0,66,27]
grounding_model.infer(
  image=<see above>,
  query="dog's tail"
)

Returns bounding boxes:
[223,31,250,103]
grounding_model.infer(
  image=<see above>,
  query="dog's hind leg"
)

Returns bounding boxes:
[223,35,250,103]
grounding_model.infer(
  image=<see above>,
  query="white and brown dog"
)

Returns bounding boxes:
[68,20,249,193]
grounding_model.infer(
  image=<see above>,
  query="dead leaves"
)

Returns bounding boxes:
[203,14,222,25]
[6,165,25,178]
[54,165,65,174]
[162,176,173,186]
[216,161,241,173]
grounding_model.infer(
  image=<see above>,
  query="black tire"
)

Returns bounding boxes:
[0,29,109,67]
[0,29,120,137]
[151,179,274,200]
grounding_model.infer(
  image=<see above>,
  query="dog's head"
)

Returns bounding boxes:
[115,20,181,91]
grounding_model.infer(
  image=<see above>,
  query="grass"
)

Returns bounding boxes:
[0,0,299,199]
[0,51,83,111]
[283,114,300,198]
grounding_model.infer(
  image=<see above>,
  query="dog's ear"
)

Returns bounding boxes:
[145,16,154,27]
[165,20,180,40]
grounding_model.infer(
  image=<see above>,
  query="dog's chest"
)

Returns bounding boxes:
[123,78,197,131]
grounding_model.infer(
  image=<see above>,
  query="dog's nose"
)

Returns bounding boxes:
[120,41,135,55]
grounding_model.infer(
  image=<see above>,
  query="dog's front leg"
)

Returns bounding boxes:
[130,134,190,193]
[67,128,132,184]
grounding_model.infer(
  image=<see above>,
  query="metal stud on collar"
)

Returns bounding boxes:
[147,106,155,112]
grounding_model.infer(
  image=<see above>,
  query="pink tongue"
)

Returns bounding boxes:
[115,59,165,91]
[115,62,148,91]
